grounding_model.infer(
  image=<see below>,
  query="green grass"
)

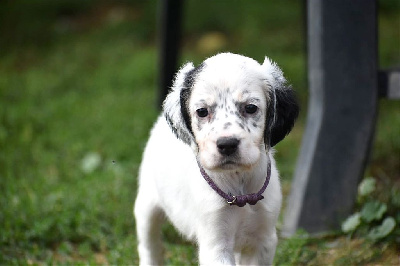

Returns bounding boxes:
[1,0,399,264]
[0,35,157,264]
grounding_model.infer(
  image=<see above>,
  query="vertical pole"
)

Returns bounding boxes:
[158,0,183,108]
[283,0,378,235]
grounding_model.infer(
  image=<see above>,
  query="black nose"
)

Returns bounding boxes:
[217,137,240,156]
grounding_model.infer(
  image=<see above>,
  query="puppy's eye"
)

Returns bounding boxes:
[196,108,209,118]
[244,104,258,114]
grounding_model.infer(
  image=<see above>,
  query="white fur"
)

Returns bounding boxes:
[134,53,286,265]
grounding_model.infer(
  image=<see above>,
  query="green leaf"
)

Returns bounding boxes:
[360,201,387,223]
[367,217,396,240]
[342,212,361,233]
[358,177,376,197]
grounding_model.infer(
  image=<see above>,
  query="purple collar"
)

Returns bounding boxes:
[197,157,271,207]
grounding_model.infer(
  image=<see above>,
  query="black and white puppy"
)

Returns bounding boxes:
[134,53,299,265]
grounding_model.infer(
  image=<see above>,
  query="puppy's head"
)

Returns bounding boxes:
[164,53,298,171]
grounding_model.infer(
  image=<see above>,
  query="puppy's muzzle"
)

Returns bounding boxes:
[217,137,240,156]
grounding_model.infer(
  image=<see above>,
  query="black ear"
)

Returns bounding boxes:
[267,86,299,147]
[163,62,205,145]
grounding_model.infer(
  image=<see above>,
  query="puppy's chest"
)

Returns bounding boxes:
[232,207,269,248]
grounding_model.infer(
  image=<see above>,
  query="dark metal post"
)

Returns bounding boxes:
[283,0,378,235]
[158,0,183,108]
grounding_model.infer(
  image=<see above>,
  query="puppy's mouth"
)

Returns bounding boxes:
[219,160,237,169]
[198,144,261,171]
[215,158,254,171]
[200,157,239,171]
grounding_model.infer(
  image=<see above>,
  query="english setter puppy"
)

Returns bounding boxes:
[134,53,299,265]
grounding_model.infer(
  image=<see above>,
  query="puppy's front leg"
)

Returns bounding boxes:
[197,224,236,265]
[257,231,278,266]
[198,243,235,265]
[134,190,164,265]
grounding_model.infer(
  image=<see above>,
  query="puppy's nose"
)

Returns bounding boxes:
[217,137,240,156]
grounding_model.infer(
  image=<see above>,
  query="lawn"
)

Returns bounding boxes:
[0,0,399,264]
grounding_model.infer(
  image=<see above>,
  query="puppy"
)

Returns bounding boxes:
[134,53,298,265]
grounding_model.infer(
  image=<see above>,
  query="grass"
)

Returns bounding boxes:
[0,0,399,264]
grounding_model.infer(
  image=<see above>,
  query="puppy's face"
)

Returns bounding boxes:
[189,67,268,171]
[164,53,299,171]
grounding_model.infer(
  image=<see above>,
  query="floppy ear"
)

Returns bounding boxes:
[262,57,299,147]
[163,62,204,145]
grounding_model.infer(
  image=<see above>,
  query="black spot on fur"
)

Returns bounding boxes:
[208,104,217,124]
[266,86,299,147]
[223,122,232,130]
[180,62,205,138]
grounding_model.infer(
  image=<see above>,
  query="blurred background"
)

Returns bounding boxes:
[0,0,399,264]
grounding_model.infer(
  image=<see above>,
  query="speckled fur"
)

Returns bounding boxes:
[134,53,298,265]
